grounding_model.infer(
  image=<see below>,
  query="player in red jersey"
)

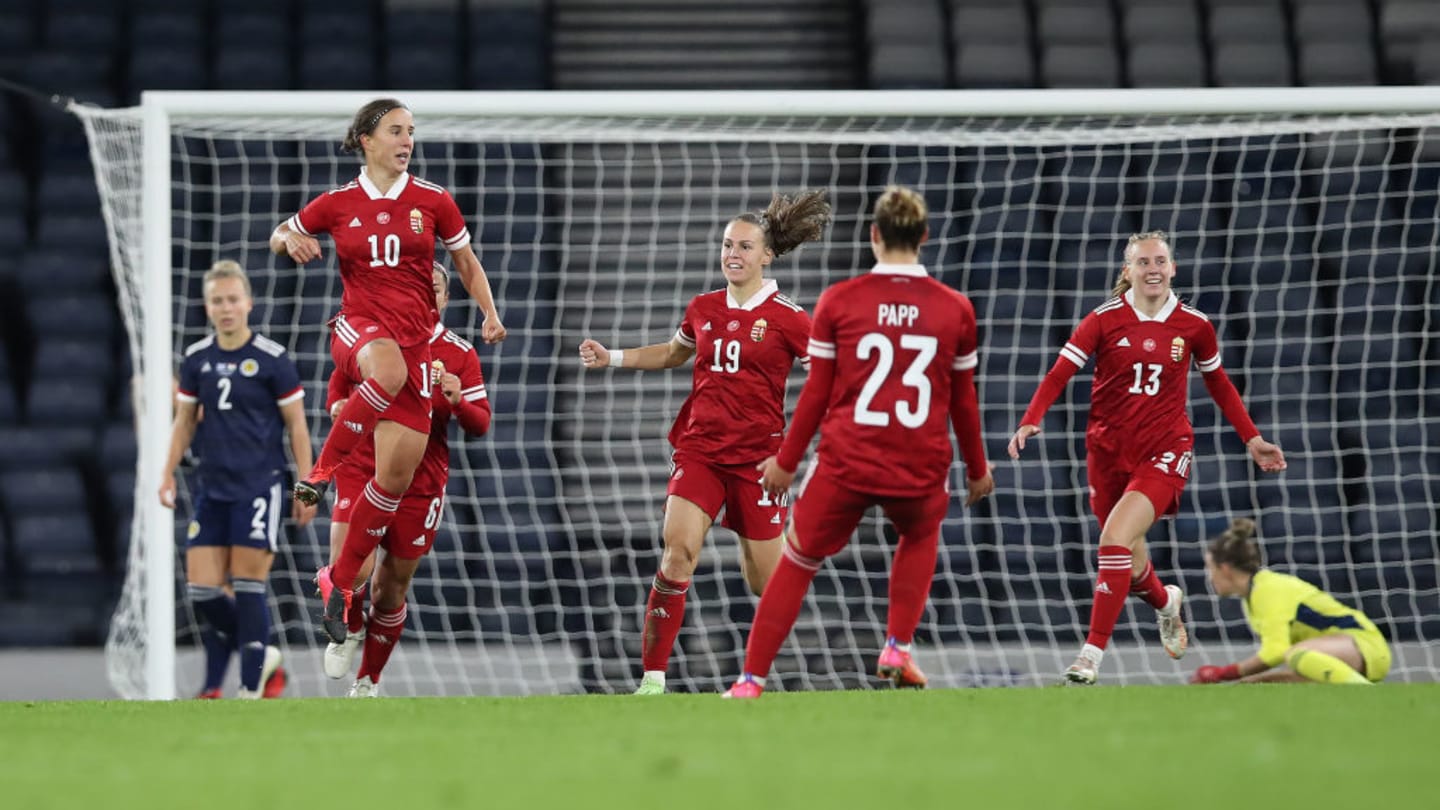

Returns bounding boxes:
[269,98,504,642]
[578,190,832,695]
[320,263,492,696]
[1007,230,1287,685]
[724,186,994,699]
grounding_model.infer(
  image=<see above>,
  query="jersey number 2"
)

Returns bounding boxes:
[854,333,937,428]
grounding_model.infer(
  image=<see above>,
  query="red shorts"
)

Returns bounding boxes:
[1087,441,1191,528]
[331,314,433,434]
[791,465,949,559]
[666,450,786,541]
[332,468,443,560]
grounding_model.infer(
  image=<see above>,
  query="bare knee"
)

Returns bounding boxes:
[741,564,768,597]
[362,342,407,396]
[659,537,699,581]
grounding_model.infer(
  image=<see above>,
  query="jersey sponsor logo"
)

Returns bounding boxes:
[348,217,361,228]
[1116,337,1130,347]
[1170,337,1185,362]
[750,317,768,342]
[1142,338,1156,352]
[377,212,391,225]
[409,207,424,234]
[240,358,259,377]
[727,319,740,332]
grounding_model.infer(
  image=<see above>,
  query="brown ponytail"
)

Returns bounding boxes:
[1207,517,1262,574]
[733,189,831,258]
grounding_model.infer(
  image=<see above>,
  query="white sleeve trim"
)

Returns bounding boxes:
[286,214,311,236]
[276,389,305,406]
[675,329,696,349]
[442,227,471,251]
[952,350,978,371]
[176,391,199,404]
[807,338,836,360]
[1197,354,1222,373]
[1059,343,1087,367]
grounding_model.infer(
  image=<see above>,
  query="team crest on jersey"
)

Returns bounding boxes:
[727,320,740,332]
[750,318,768,342]
[377,212,391,225]
[216,362,237,377]
[1142,338,1156,352]
[1170,337,1186,362]
[409,208,424,234]
[239,358,259,377]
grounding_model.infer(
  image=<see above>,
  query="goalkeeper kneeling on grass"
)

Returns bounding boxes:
[1192,517,1390,685]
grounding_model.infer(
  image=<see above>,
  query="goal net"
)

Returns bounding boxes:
[74,91,1440,698]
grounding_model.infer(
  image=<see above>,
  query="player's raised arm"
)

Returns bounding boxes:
[579,335,694,370]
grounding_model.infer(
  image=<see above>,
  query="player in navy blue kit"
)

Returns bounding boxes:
[159,260,318,698]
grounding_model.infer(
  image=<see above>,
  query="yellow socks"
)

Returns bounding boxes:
[1286,648,1371,684]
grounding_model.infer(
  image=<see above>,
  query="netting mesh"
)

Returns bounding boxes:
[75,100,1440,697]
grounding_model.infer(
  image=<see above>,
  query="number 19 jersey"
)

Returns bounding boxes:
[669,279,810,464]
[808,264,978,496]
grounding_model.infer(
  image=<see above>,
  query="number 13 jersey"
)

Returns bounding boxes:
[670,279,811,464]
[1049,290,1221,461]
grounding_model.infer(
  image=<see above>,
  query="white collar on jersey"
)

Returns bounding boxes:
[727,278,778,310]
[870,263,929,277]
[1124,288,1180,322]
[358,167,412,200]
[430,322,446,343]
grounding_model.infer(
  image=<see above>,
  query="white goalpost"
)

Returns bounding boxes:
[74,89,1440,700]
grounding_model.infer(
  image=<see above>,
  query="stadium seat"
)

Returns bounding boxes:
[1036,3,1114,46]
[298,44,379,91]
[466,42,547,89]
[41,7,120,51]
[12,514,99,575]
[1211,42,1294,86]
[214,47,293,91]
[15,250,109,299]
[1040,44,1121,88]
[1123,3,1202,43]
[126,47,207,100]
[953,43,1036,88]
[869,43,950,89]
[1379,1,1440,81]
[950,4,1030,46]
[1298,41,1379,86]
[25,377,110,426]
[1207,4,1288,44]
[25,295,117,342]
[35,215,109,255]
[1293,1,1373,43]
[30,338,117,386]
[1127,42,1207,88]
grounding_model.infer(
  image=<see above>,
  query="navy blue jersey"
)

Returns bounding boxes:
[177,333,304,501]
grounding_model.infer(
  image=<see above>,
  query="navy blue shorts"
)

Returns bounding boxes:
[186,481,283,552]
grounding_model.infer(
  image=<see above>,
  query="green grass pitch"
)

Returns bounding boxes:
[2,685,1435,809]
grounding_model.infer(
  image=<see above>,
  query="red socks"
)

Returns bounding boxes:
[357,604,406,683]
[331,479,400,591]
[741,544,823,679]
[886,531,939,645]
[640,574,689,673]
[1130,559,1169,611]
[1085,545,1134,650]
[314,379,392,476]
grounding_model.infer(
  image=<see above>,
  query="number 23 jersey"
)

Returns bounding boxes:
[669,279,810,465]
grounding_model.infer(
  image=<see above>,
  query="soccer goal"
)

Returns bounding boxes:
[74,89,1440,699]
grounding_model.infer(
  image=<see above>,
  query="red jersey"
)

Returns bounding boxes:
[329,324,490,498]
[778,264,984,496]
[668,280,810,464]
[288,169,471,346]
[1020,290,1259,465]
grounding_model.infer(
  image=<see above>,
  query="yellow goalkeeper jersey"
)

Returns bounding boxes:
[1242,569,1385,668]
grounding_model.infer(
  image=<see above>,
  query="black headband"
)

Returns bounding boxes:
[363,105,398,135]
